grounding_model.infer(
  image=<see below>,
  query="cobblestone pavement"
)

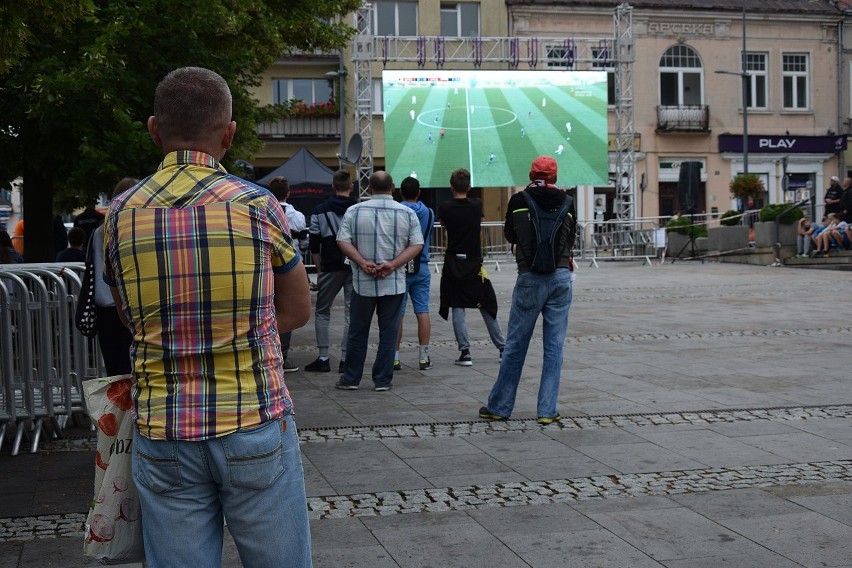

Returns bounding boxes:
[4,261,852,567]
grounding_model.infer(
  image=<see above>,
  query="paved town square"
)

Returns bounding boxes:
[3,260,852,567]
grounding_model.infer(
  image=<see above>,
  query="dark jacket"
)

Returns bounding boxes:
[309,194,358,272]
[438,254,499,320]
[505,181,576,274]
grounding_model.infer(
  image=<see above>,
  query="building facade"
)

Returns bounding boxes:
[510,0,846,225]
[250,0,848,226]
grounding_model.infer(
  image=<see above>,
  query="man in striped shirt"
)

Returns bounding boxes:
[335,171,423,391]
[104,67,313,567]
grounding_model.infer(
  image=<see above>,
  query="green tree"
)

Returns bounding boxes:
[0,0,359,261]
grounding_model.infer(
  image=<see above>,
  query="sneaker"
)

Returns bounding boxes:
[338,361,345,374]
[309,280,318,291]
[374,384,393,392]
[305,357,331,372]
[334,379,358,390]
[455,350,473,366]
[282,358,299,372]
[393,359,402,371]
[478,406,508,421]
[537,414,562,425]
[419,358,433,370]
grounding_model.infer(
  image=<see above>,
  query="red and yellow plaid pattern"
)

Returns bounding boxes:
[104,151,299,441]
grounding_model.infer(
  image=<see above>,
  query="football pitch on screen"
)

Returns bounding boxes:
[382,71,609,188]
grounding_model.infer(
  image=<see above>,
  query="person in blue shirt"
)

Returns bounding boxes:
[394,176,435,370]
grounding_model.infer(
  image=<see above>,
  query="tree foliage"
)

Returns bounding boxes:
[0,0,360,260]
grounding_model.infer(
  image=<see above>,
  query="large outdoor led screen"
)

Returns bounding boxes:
[382,70,609,188]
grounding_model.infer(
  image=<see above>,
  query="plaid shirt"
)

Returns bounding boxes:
[103,151,300,441]
[336,194,422,297]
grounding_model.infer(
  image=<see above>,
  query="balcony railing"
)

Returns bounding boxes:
[656,105,710,132]
[256,117,341,140]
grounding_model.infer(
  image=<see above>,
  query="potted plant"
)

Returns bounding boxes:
[709,209,749,252]
[729,174,765,210]
[665,215,708,256]
[754,204,804,251]
[719,209,741,226]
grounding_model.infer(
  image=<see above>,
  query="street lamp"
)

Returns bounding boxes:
[325,66,347,164]
[715,5,749,176]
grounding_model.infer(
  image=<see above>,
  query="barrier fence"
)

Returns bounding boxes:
[0,263,101,455]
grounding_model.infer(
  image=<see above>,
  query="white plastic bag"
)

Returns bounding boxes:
[82,375,144,562]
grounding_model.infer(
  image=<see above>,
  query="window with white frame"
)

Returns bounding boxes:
[440,3,479,37]
[545,44,574,69]
[782,53,808,110]
[745,52,768,109]
[273,79,333,106]
[591,45,615,105]
[659,45,703,106]
[374,1,418,36]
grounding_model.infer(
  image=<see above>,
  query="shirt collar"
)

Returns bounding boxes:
[158,151,226,173]
[370,194,393,200]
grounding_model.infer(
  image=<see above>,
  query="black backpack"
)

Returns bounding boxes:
[520,191,574,274]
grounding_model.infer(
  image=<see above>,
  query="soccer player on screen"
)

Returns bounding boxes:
[440,129,445,139]
[428,132,434,144]
[411,95,417,104]
[556,144,564,155]
[487,152,495,165]
[409,109,415,120]
[521,127,526,138]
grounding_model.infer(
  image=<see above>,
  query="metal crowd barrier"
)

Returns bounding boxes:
[0,263,101,455]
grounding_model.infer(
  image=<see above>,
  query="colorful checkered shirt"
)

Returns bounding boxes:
[336,194,423,296]
[103,151,300,441]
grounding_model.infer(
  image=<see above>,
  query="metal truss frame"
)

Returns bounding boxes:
[351,2,635,223]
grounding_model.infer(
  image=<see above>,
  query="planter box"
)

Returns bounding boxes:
[667,233,708,257]
[755,221,797,248]
[708,226,750,252]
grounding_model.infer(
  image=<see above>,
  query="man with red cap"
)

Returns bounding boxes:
[479,155,576,424]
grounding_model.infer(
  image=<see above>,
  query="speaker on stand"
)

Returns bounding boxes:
[672,161,703,263]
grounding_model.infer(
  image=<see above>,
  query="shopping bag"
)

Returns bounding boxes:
[82,375,144,562]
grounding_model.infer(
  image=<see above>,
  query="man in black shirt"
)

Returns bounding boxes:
[825,176,843,216]
[437,168,505,366]
[73,202,105,246]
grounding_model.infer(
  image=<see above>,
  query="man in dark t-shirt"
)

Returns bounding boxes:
[825,176,843,216]
[437,168,505,366]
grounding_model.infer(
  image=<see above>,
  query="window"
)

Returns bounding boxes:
[783,53,808,110]
[440,3,479,37]
[374,1,418,36]
[373,79,384,114]
[592,45,615,105]
[545,43,574,69]
[745,52,768,109]
[659,45,703,106]
[273,79,333,106]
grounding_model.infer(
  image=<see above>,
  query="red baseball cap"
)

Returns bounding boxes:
[530,155,558,181]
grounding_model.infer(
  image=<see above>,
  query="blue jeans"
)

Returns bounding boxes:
[132,415,311,568]
[486,269,572,418]
[341,292,404,387]
[452,307,505,351]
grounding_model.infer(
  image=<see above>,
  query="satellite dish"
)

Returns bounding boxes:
[337,134,363,167]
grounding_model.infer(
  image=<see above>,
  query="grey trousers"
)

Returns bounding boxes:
[315,269,353,360]
[452,307,505,352]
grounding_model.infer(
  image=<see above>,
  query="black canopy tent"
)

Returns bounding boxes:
[256,147,335,218]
